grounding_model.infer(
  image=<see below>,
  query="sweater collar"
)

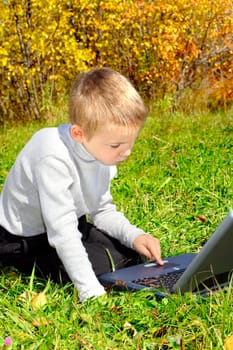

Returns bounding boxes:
[58,124,96,162]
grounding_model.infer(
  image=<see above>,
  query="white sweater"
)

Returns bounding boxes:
[0,124,143,301]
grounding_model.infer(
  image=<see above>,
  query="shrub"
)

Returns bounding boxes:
[0,0,233,123]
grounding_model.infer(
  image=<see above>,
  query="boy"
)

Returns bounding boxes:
[0,67,163,302]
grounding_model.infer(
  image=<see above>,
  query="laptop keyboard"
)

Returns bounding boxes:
[133,270,185,293]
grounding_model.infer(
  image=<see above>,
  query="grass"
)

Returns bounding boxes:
[0,106,233,349]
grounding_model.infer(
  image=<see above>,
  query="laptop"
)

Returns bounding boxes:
[99,210,233,298]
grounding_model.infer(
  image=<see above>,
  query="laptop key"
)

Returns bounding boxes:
[133,270,185,292]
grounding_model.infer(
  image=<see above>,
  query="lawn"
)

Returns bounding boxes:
[0,105,233,349]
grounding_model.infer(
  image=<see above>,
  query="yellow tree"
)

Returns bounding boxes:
[0,0,94,122]
[1,0,233,123]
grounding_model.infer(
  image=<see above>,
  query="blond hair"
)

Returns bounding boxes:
[69,67,148,138]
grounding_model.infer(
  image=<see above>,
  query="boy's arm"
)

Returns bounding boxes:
[90,166,163,264]
[35,157,105,302]
[92,203,163,264]
[90,192,163,264]
[90,197,143,246]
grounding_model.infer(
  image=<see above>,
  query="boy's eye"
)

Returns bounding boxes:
[110,144,120,149]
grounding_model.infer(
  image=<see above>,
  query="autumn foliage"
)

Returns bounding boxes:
[0,0,233,122]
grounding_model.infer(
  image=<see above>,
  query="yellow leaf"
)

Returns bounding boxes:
[31,292,47,310]
[224,335,233,350]
[32,317,51,328]
[18,291,32,302]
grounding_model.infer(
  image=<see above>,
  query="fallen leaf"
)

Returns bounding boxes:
[19,291,34,302]
[110,305,122,312]
[124,322,137,337]
[224,334,233,350]
[19,291,42,301]
[114,279,127,287]
[80,313,93,323]
[161,335,183,349]
[196,216,207,223]
[152,307,159,318]
[154,326,168,337]
[32,292,47,310]
[32,317,51,327]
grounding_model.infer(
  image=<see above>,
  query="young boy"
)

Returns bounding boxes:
[0,67,163,302]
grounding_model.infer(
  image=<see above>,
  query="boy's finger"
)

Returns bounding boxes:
[140,245,163,265]
[148,249,163,265]
[145,242,163,265]
[153,255,164,266]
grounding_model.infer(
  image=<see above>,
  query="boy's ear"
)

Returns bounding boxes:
[70,125,85,143]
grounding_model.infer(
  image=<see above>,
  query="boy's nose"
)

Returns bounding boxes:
[121,149,131,157]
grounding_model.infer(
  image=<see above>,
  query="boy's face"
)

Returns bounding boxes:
[71,124,141,166]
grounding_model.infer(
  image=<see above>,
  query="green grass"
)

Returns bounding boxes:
[0,107,233,349]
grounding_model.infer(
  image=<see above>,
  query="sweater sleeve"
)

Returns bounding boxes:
[90,167,145,248]
[35,157,105,301]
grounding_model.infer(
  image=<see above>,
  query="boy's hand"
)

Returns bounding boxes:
[133,234,164,266]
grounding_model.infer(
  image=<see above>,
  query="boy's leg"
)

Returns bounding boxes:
[0,224,71,284]
[0,225,68,282]
[81,220,142,276]
[0,217,142,281]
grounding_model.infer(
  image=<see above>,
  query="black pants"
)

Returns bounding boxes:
[0,216,141,283]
